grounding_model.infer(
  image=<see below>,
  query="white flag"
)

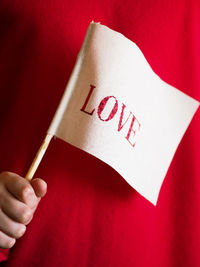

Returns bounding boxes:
[48,22,199,205]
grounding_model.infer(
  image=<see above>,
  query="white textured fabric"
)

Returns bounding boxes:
[48,22,199,205]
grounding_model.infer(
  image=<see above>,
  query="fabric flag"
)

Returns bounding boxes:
[47,22,199,205]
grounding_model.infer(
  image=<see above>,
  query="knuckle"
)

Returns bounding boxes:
[0,171,11,184]
[20,207,32,224]
[22,185,34,198]
[22,186,37,208]
[0,171,12,177]
[0,171,17,183]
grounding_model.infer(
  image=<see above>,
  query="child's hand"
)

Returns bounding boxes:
[0,171,47,249]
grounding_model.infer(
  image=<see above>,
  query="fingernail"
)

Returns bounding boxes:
[8,239,16,248]
[24,187,33,196]
[18,225,26,238]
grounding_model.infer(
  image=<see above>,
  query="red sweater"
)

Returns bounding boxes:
[0,0,200,266]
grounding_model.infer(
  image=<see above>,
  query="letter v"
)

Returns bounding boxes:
[118,103,133,132]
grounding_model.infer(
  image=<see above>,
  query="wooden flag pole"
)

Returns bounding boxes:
[25,134,53,181]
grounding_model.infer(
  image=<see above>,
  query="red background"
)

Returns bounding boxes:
[0,0,200,266]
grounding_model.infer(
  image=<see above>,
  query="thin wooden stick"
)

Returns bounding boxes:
[25,134,53,181]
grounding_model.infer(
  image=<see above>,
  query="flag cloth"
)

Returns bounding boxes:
[47,22,199,205]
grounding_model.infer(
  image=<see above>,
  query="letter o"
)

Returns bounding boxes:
[97,96,118,121]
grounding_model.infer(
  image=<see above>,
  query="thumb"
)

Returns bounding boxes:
[30,178,47,198]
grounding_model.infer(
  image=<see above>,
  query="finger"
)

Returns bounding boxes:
[30,178,47,198]
[0,210,26,239]
[0,231,16,249]
[1,191,34,224]
[3,172,38,207]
